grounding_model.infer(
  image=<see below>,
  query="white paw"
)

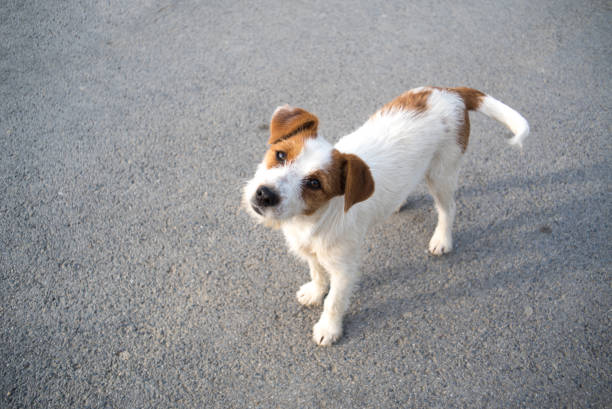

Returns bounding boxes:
[296,281,326,306]
[428,230,453,255]
[312,317,342,346]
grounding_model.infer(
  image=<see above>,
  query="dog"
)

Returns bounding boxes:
[243,86,529,345]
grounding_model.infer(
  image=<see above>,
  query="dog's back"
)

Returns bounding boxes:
[335,88,467,225]
[334,86,528,228]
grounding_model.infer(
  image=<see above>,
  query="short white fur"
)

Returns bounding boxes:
[243,87,529,345]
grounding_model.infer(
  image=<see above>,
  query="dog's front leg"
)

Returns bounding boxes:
[312,257,359,346]
[296,255,329,307]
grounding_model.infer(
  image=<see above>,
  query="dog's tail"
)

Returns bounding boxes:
[452,87,530,148]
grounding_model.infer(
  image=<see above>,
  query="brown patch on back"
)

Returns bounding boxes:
[446,87,485,111]
[430,86,485,152]
[457,109,471,152]
[375,86,486,152]
[301,150,375,215]
[379,88,433,115]
[446,87,485,152]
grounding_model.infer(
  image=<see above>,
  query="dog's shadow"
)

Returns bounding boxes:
[340,162,608,342]
[397,161,605,213]
[396,193,430,213]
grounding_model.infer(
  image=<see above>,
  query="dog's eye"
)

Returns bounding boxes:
[305,178,321,190]
[276,151,287,163]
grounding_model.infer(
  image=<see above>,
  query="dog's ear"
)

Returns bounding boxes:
[269,105,318,144]
[340,153,375,212]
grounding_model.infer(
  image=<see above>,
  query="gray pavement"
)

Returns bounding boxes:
[1,1,610,407]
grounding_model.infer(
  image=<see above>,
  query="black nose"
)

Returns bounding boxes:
[255,186,280,208]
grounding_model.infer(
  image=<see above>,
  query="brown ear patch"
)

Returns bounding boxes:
[264,134,311,169]
[301,166,344,215]
[379,88,433,116]
[299,150,374,215]
[341,152,375,212]
[268,105,319,145]
[264,106,319,169]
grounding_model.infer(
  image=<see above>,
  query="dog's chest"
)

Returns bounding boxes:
[282,221,320,257]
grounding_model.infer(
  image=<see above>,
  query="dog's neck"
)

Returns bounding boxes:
[281,196,346,241]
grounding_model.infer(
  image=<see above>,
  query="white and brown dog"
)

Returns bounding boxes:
[243,86,529,345]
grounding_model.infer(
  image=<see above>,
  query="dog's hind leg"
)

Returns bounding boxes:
[296,255,329,307]
[425,145,463,255]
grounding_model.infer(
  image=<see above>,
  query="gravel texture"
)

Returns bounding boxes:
[1,1,610,408]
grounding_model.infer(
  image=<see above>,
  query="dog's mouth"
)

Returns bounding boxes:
[246,197,285,230]
[251,203,263,216]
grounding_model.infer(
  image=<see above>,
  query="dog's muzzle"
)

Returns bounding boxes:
[251,185,280,215]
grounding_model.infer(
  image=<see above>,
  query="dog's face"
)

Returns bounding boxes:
[243,105,374,226]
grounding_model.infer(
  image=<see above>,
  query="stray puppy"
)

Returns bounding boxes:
[243,86,529,345]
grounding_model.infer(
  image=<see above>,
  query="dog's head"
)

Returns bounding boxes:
[243,105,374,227]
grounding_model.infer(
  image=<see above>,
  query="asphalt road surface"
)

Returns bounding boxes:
[1,1,610,408]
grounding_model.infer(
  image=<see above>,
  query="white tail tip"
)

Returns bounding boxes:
[478,95,529,148]
[508,121,529,148]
